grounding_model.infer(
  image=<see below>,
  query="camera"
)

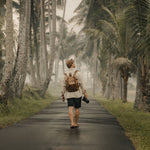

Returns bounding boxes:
[82,96,89,104]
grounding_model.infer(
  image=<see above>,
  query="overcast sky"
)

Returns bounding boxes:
[13,0,82,33]
[65,0,81,21]
[58,0,82,32]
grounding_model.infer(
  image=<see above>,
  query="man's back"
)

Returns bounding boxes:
[63,68,84,99]
[64,69,79,92]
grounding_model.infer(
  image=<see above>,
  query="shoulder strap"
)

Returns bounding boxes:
[64,73,68,77]
[73,70,78,77]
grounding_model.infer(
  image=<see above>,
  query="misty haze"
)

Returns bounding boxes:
[0,1,149,150]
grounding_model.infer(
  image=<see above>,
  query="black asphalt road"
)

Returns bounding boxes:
[0,99,135,150]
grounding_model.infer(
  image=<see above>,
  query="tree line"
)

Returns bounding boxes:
[0,0,150,112]
[70,0,150,112]
[0,0,78,103]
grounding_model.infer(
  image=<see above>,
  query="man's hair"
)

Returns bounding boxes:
[66,59,74,68]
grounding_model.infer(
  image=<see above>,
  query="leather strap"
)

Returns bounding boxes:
[64,73,68,77]
[73,70,78,77]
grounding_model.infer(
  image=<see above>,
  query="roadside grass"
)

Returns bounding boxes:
[0,90,58,128]
[96,96,150,150]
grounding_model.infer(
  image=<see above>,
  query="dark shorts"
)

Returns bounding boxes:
[67,97,82,108]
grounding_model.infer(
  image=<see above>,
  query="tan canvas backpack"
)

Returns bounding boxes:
[64,70,79,92]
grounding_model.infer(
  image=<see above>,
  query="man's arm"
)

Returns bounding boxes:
[61,78,66,101]
[77,72,88,98]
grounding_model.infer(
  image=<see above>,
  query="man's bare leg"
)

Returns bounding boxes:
[69,107,74,127]
[75,108,79,127]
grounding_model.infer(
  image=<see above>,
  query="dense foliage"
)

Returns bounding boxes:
[71,0,150,111]
[0,0,150,112]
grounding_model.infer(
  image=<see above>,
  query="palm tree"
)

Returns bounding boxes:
[0,0,6,8]
[126,0,150,111]
[27,0,37,87]
[0,18,5,81]
[113,58,136,102]
[39,0,56,97]
[95,6,138,102]
[0,1,5,17]
[40,0,48,82]
[0,0,14,102]
[55,0,66,83]
[31,0,41,86]
[10,0,31,98]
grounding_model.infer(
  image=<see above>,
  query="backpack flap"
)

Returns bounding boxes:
[64,70,79,92]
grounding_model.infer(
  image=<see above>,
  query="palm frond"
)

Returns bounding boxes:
[0,0,6,8]
[126,0,149,35]
[69,5,88,24]
[112,57,137,73]
[102,5,118,29]
[13,1,20,10]
[99,19,118,38]
[74,0,85,13]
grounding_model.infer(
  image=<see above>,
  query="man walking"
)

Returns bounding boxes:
[61,59,88,128]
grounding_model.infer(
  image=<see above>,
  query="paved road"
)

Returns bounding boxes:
[0,99,135,150]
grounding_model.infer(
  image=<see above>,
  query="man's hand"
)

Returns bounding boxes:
[61,92,65,102]
[62,96,65,102]
[84,90,88,98]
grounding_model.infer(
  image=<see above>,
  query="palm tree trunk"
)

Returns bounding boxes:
[29,7,36,86]
[32,1,41,84]
[55,0,66,83]
[48,0,52,48]
[39,15,43,81]
[93,39,97,96]
[136,55,150,111]
[17,0,31,97]
[113,73,121,100]
[39,0,56,97]
[112,71,116,100]
[145,62,150,112]
[134,58,141,109]
[40,0,48,81]
[123,76,128,103]
[10,0,31,98]
[0,0,14,101]
[139,55,147,109]
[55,58,59,83]
[120,74,123,100]
[105,50,111,99]
[34,32,41,83]
[118,73,122,99]
[62,59,65,74]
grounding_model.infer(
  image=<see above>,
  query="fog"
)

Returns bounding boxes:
[17,0,136,102]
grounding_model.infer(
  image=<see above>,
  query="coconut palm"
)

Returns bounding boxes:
[40,0,48,82]
[94,5,138,102]
[70,0,129,97]
[0,0,14,102]
[55,0,66,83]
[0,0,6,8]
[0,18,5,80]
[112,57,136,102]
[10,0,31,98]
[126,0,150,111]
[39,0,56,97]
